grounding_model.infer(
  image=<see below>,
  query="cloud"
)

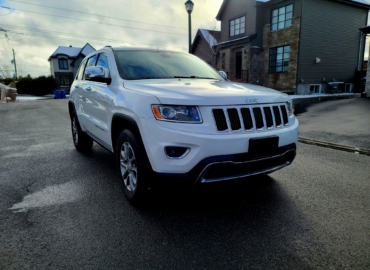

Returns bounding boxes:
[0,0,223,77]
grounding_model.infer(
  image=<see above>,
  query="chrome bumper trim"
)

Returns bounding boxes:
[195,149,295,184]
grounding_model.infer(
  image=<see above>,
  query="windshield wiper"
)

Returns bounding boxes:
[174,76,197,78]
[174,76,219,80]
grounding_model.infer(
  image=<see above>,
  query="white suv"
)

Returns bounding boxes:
[69,47,299,201]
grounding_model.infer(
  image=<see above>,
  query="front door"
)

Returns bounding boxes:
[235,52,242,81]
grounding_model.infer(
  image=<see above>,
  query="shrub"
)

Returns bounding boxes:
[16,76,57,96]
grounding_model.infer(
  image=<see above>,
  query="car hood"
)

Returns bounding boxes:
[123,79,289,106]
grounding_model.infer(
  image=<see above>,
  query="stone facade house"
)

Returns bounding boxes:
[48,43,95,91]
[214,0,370,94]
[192,29,221,67]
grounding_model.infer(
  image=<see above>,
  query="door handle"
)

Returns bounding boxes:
[86,87,92,91]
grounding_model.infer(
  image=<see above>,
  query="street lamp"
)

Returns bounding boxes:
[185,0,194,54]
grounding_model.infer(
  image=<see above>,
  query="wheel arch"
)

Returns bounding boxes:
[111,114,153,171]
[68,101,76,119]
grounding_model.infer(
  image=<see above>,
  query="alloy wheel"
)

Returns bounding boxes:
[120,142,138,192]
[72,117,78,145]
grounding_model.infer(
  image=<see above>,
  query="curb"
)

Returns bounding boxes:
[298,137,370,156]
[291,93,358,102]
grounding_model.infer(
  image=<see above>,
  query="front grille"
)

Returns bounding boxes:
[212,109,228,131]
[263,107,273,128]
[212,104,289,132]
[253,107,264,129]
[280,105,289,125]
[241,108,253,130]
[273,106,282,126]
[227,109,241,130]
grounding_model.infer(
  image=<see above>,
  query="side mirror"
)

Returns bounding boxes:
[218,70,227,80]
[84,66,111,84]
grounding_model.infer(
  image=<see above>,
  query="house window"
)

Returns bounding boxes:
[222,53,225,69]
[58,58,68,70]
[230,16,245,37]
[271,4,293,31]
[60,75,70,86]
[344,83,352,92]
[269,45,290,73]
[310,84,321,94]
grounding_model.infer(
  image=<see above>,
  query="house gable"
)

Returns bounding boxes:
[192,29,221,66]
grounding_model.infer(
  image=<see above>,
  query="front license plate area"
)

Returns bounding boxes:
[249,137,279,159]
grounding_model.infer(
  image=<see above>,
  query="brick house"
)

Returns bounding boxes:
[192,29,221,67]
[48,43,95,91]
[214,0,370,94]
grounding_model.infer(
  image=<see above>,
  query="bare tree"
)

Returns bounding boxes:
[0,65,11,78]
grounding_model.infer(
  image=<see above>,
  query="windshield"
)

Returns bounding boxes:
[113,50,223,80]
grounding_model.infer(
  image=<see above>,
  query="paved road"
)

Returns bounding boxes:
[0,100,369,269]
[295,97,370,149]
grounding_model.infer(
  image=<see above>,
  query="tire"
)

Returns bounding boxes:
[71,112,93,151]
[115,129,149,202]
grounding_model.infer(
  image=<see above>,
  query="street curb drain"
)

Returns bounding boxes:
[298,137,370,156]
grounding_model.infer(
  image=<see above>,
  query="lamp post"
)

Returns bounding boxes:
[185,0,194,54]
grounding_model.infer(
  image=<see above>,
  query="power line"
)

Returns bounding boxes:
[3,65,49,70]
[0,24,187,50]
[3,32,179,52]
[0,6,187,36]
[8,0,187,30]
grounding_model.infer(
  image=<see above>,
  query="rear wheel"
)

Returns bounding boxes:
[71,112,93,151]
[116,129,149,202]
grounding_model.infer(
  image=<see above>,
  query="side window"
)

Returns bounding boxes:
[86,54,98,67]
[77,59,87,80]
[96,52,110,78]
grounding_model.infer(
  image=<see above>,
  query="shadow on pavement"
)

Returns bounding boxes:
[294,96,354,115]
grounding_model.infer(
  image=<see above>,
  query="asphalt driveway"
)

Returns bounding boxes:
[295,97,370,149]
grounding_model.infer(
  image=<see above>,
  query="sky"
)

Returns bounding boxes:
[0,0,223,78]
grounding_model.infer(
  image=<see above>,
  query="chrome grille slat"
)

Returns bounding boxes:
[212,103,289,133]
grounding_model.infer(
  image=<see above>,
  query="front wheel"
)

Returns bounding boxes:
[116,130,149,202]
[71,112,93,151]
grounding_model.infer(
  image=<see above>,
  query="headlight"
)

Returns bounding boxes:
[286,99,294,115]
[152,105,202,123]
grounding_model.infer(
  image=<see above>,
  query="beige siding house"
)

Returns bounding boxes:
[48,43,95,92]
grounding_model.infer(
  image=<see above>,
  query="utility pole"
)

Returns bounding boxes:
[12,48,17,80]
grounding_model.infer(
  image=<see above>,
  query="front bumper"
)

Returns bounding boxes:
[152,143,296,186]
[139,117,299,176]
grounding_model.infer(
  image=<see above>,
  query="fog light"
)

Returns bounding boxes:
[165,146,190,159]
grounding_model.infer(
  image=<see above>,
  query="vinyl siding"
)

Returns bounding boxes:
[298,0,368,84]
[219,0,257,42]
